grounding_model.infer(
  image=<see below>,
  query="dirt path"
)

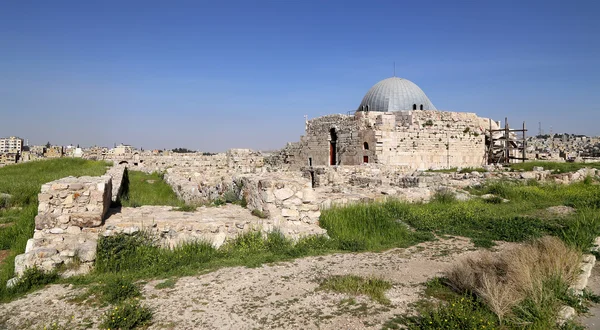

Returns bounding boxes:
[0,237,508,330]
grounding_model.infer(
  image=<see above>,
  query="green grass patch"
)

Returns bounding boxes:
[0,158,109,302]
[318,274,392,304]
[510,161,600,173]
[155,278,177,289]
[321,180,600,250]
[120,171,184,207]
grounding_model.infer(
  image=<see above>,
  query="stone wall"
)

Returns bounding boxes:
[35,176,112,230]
[241,174,321,225]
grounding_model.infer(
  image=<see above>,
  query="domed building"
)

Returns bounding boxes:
[280,77,499,170]
[357,77,436,112]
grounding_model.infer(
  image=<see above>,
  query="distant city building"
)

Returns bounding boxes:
[0,152,19,166]
[0,136,24,154]
[65,145,84,158]
[44,146,64,158]
[112,144,134,155]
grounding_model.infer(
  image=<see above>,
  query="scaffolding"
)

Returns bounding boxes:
[486,117,528,165]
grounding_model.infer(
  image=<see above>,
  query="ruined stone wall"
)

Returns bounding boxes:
[163,150,269,204]
[288,114,364,168]
[374,111,490,169]
[241,174,320,224]
[35,176,112,230]
[11,167,126,280]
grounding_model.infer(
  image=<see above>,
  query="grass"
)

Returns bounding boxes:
[510,161,600,173]
[426,167,486,174]
[0,158,109,302]
[321,180,600,249]
[155,278,177,289]
[318,275,392,304]
[120,171,184,208]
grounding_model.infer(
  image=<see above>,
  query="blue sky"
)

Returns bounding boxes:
[1,0,598,151]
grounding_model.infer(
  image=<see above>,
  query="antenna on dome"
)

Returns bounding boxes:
[393,61,396,77]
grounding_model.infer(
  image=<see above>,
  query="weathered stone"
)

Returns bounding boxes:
[274,188,295,201]
[49,228,64,234]
[77,243,96,262]
[6,277,18,289]
[38,193,53,202]
[68,183,84,191]
[70,213,103,228]
[301,188,316,203]
[25,239,35,253]
[281,208,300,218]
[557,306,575,325]
[66,226,81,234]
[57,214,71,224]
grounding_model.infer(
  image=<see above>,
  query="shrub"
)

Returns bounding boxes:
[101,276,141,304]
[445,236,581,323]
[100,300,153,330]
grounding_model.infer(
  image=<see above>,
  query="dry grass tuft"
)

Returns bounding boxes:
[446,236,581,321]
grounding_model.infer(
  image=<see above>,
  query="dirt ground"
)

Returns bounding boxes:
[0,237,510,330]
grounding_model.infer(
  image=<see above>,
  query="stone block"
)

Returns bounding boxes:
[274,187,295,201]
[70,213,103,228]
[281,208,300,218]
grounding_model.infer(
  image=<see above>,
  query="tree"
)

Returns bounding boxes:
[45,141,51,148]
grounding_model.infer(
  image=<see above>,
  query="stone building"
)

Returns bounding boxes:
[279,77,499,170]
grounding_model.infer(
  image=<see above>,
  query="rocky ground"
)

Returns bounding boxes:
[0,237,510,330]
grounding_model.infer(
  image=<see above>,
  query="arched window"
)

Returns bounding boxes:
[363,142,369,150]
[365,105,369,112]
[420,104,424,110]
[412,104,417,110]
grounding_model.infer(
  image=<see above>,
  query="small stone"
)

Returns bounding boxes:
[557,306,575,325]
[68,183,84,191]
[6,277,19,289]
[49,228,64,234]
[57,215,71,224]
[123,226,139,235]
[25,239,35,253]
[281,208,300,218]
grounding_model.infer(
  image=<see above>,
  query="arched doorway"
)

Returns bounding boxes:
[329,128,337,166]
[412,104,417,110]
[420,104,423,110]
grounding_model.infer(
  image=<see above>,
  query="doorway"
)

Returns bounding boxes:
[329,128,337,165]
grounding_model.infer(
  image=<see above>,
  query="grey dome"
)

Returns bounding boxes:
[357,77,436,112]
